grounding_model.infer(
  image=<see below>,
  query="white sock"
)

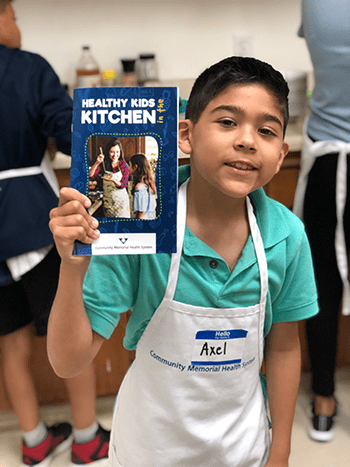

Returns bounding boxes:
[23,421,48,447]
[73,421,99,444]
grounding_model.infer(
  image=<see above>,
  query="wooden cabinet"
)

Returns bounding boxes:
[55,168,70,189]
[263,152,301,209]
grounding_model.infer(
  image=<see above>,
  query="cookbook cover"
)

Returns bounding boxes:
[70,86,178,255]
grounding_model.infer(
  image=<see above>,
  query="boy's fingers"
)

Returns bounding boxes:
[50,199,92,221]
[49,188,101,259]
[56,187,91,209]
[52,224,99,245]
[51,211,97,229]
[49,214,100,243]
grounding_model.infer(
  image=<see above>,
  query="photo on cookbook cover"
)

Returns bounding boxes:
[70,86,178,256]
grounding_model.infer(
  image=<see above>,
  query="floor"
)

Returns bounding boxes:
[0,368,349,467]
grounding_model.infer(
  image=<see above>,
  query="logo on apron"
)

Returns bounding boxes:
[191,329,248,366]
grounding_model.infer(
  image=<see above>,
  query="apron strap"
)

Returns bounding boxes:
[0,165,43,180]
[0,153,60,197]
[335,150,350,315]
[163,179,188,300]
[247,197,268,366]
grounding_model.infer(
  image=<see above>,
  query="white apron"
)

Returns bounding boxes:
[293,121,350,316]
[110,179,270,467]
[103,171,130,218]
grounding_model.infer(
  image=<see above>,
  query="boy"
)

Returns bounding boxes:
[48,56,318,466]
[0,1,109,465]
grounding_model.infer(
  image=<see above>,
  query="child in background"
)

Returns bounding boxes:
[48,56,319,466]
[129,153,157,219]
[0,1,109,465]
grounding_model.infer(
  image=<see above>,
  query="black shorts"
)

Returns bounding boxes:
[0,246,61,337]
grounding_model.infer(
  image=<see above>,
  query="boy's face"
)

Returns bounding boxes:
[179,83,289,200]
[0,2,21,49]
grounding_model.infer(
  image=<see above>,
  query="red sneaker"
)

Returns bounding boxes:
[22,422,73,467]
[71,424,110,466]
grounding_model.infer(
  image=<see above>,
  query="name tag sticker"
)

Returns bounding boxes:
[191,330,248,366]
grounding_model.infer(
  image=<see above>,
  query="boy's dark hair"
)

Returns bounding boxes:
[186,56,289,136]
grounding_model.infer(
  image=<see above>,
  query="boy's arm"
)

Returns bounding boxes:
[264,320,301,467]
[47,187,104,378]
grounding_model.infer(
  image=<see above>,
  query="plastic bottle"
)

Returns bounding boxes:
[121,59,138,87]
[76,46,100,88]
[137,53,159,85]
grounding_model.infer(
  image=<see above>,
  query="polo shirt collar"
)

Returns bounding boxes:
[183,226,223,260]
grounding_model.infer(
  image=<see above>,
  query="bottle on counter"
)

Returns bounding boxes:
[102,70,117,87]
[76,46,101,88]
[121,59,138,87]
[137,53,159,85]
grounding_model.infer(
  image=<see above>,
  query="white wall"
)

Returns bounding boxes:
[14,0,311,89]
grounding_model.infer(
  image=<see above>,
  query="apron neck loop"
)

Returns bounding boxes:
[246,197,268,310]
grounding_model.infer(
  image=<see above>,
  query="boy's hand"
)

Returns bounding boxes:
[49,187,100,262]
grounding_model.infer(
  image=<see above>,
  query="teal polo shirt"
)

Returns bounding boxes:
[83,166,318,349]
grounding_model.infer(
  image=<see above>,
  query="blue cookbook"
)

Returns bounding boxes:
[70,86,178,255]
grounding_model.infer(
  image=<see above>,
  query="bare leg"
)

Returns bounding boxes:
[64,362,97,430]
[1,324,40,432]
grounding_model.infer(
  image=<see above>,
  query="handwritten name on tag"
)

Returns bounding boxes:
[191,330,248,366]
